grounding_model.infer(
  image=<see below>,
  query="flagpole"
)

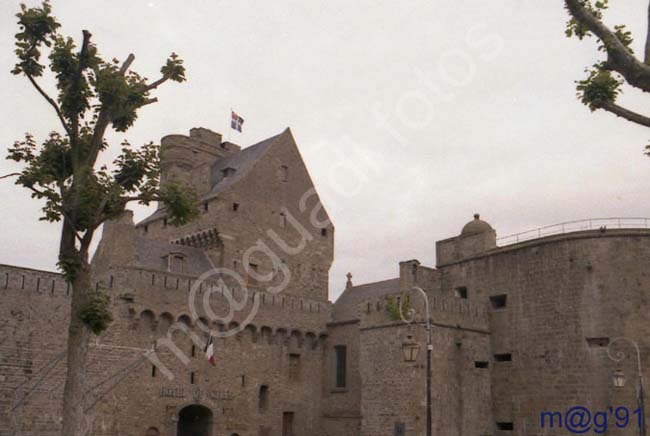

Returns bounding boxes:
[227,107,232,143]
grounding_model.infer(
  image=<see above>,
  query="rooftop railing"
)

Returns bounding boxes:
[496,217,650,246]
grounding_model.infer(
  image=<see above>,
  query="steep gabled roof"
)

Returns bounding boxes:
[332,278,400,322]
[206,132,283,200]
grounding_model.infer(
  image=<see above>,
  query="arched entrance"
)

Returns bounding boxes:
[177,404,213,436]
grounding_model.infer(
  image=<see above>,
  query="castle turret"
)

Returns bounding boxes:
[435,213,497,267]
[159,127,241,194]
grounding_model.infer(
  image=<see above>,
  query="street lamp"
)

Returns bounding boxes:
[607,337,646,436]
[402,335,421,363]
[612,369,626,388]
[398,286,432,436]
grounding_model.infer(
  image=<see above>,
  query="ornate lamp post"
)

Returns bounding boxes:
[607,337,646,436]
[399,286,432,436]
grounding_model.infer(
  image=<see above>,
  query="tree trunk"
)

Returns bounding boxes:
[60,219,94,436]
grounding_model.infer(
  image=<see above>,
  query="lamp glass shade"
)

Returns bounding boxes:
[612,369,626,388]
[402,338,420,362]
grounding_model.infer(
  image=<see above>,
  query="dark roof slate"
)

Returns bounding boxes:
[134,237,213,276]
[332,278,400,322]
[137,131,283,226]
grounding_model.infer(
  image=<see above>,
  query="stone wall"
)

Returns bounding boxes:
[439,229,650,435]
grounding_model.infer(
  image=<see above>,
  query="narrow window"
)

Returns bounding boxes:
[494,353,512,362]
[455,286,468,299]
[474,361,489,369]
[191,345,196,357]
[258,385,269,412]
[233,202,240,211]
[190,371,195,384]
[586,337,610,348]
[282,412,294,436]
[278,165,288,182]
[321,228,327,237]
[144,225,148,233]
[169,255,185,273]
[489,294,507,309]
[163,218,168,227]
[151,365,157,377]
[280,212,287,228]
[203,202,209,213]
[289,354,301,381]
[335,345,347,388]
[496,422,514,431]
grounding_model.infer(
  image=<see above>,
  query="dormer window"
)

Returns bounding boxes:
[222,167,236,178]
[166,253,186,273]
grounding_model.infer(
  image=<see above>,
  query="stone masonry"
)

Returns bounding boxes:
[1,127,649,436]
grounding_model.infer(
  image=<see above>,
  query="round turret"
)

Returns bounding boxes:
[461,213,493,236]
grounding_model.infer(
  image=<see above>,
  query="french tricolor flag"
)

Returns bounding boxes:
[205,334,215,367]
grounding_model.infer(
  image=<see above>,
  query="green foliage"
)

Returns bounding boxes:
[79,292,113,335]
[576,67,623,110]
[565,1,633,53]
[159,182,200,226]
[161,52,186,83]
[5,2,195,286]
[57,253,82,282]
[386,294,411,322]
[565,0,608,39]
[12,1,60,77]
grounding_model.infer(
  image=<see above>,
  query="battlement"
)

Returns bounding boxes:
[0,264,69,296]
[359,290,489,332]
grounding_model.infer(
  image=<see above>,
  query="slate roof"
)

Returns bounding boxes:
[134,236,213,276]
[137,131,284,226]
[332,278,400,322]
[207,132,282,199]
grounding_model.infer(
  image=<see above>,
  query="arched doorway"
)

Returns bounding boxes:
[177,404,213,436]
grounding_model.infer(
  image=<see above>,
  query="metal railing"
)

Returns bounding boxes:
[496,217,650,246]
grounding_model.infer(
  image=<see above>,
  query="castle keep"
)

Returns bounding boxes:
[1,127,649,436]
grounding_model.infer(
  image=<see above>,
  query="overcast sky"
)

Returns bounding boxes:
[1,0,649,301]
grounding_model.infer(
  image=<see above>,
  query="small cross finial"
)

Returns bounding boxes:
[346,272,353,289]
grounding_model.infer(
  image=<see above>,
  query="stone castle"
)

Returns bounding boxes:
[1,127,649,436]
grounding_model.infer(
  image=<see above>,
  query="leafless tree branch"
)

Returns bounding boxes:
[602,101,650,128]
[645,1,650,64]
[0,173,20,180]
[25,75,72,137]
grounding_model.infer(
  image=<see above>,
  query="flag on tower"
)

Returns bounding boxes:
[205,334,215,366]
[231,110,244,132]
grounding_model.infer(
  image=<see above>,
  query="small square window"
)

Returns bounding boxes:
[233,202,240,211]
[496,422,514,431]
[455,286,468,299]
[586,337,610,348]
[490,294,507,309]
